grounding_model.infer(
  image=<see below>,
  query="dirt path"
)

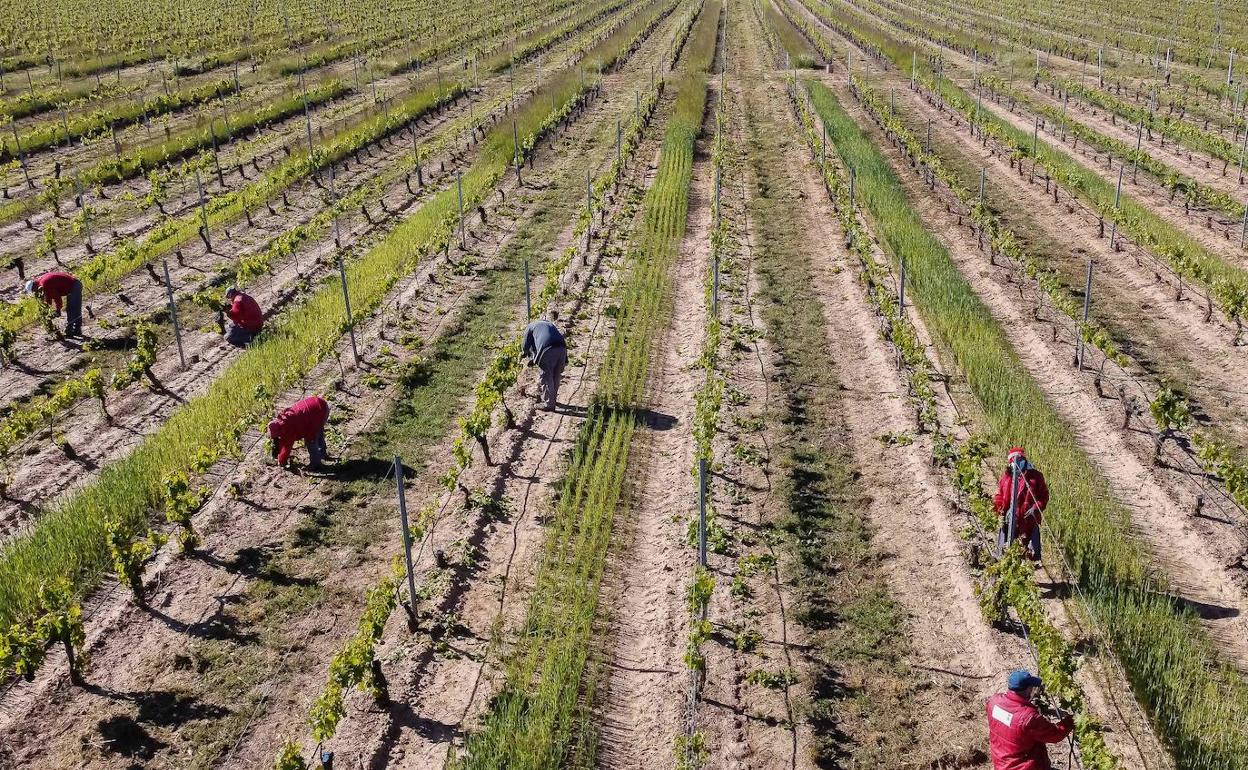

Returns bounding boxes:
[878,88,1248,667]
[762,71,1012,770]
[680,6,814,766]
[891,85,1248,427]
[766,10,1176,760]
[794,66,1173,769]
[593,66,709,770]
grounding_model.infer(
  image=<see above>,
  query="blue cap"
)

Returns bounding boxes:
[1008,669,1043,691]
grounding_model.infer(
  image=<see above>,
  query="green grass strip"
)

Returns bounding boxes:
[448,5,717,768]
[763,0,821,68]
[807,78,1248,770]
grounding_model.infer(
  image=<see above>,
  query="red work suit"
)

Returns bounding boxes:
[986,691,1074,770]
[34,272,78,312]
[993,465,1049,542]
[227,292,263,333]
[268,396,329,466]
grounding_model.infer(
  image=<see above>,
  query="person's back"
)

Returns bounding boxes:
[269,395,330,467]
[276,395,328,441]
[523,319,565,362]
[35,271,77,300]
[986,672,1073,770]
[229,291,264,333]
[28,271,83,337]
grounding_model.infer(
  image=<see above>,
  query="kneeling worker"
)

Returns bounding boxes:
[268,394,330,470]
[25,270,83,338]
[986,670,1074,770]
[222,287,263,347]
[522,309,567,412]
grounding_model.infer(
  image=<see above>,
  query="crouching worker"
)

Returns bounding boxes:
[268,395,330,470]
[522,310,567,412]
[986,670,1074,770]
[221,287,263,347]
[25,271,83,338]
[994,447,1049,561]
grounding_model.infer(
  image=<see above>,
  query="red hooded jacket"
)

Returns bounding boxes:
[35,272,78,312]
[993,465,1049,539]
[986,691,1074,770]
[227,292,264,333]
[268,395,328,465]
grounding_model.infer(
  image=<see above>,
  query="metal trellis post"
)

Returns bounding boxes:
[899,255,906,310]
[394,456,419,619]
[457,170,466,249]
[162,260,186,369]
[194,169,211,252]
[1076,260,1093,370]
[338,251,359,365]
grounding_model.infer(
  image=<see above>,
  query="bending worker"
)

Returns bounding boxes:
[222,287,263,347]
[268,394,330,470]
[986,670,1074,770]
[993,447,1049,561]
[25,270,83,338]
[522,309,567,412]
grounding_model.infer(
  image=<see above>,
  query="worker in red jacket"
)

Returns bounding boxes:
[268,395,330,469]
[986,670,1074,770]
[993,447,1049,561]
[221,287,263,347]
[25,271,83,337]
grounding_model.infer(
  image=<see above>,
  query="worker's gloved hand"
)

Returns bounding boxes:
[1060,714,1076,730]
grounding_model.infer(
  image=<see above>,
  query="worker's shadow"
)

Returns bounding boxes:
[1165,594,1240,621]
[635,408,677,430]
[325,457,415,482]
[80,335,135,353]
[1040,580,1240,621]
[5,336,130,376]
